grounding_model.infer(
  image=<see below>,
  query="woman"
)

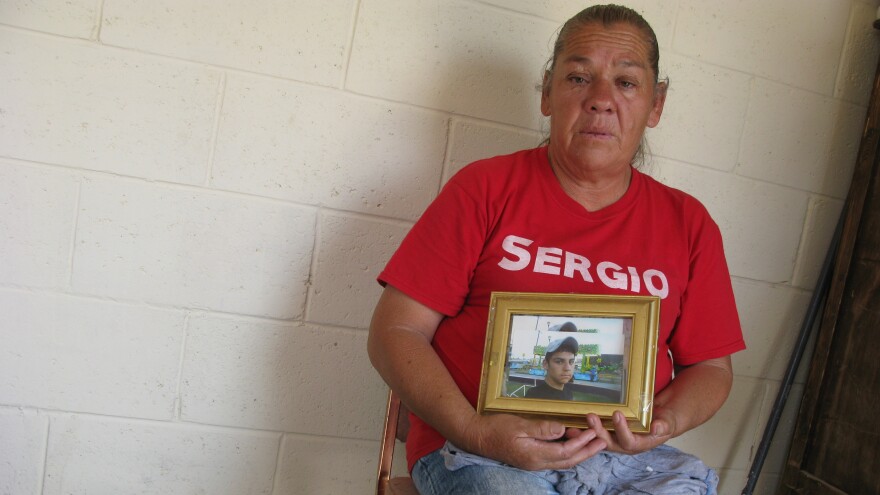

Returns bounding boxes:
[368,5,745,494]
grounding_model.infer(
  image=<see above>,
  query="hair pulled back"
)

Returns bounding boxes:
[547,4,661,83]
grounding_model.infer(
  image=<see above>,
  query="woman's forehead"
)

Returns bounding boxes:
[558,23,652,68]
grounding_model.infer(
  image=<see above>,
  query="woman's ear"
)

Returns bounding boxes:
[647,80,668,128]
[541,70,552,117]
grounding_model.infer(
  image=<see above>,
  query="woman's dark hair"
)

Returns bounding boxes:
[547,4,661,83]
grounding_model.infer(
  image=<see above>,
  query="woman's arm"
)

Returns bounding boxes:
[584,355,733,454]
[368,285,607,470]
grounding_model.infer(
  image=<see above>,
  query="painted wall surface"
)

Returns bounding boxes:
[1,1,878,494]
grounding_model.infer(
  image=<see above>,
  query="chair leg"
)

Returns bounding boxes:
[377,390,402,495]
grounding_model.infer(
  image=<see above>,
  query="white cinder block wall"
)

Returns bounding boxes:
[1,1,878,494]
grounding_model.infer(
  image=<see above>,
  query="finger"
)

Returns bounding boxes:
[552,426,597,454]
[563,427,586,439]
[508,429,595,471]
[586,413,614,445]
[526,419,567,441]
[531,427,596,461]
[611,411,638,449]
[558,427,598,453]
[542,433,607,470]
[650,418,670,438]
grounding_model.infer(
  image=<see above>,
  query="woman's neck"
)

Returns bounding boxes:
[548,151,633,212]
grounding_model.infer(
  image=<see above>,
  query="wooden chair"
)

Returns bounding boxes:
[376,390,419,495]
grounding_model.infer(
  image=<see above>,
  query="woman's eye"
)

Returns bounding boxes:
[569,76,587,84]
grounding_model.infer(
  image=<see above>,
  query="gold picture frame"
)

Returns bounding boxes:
[477,292,660,432]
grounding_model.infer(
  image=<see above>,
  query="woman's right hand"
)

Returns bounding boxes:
[369,285,606,471]
[458,412,607,471]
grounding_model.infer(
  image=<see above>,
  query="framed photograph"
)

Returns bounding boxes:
[477,292,660,432]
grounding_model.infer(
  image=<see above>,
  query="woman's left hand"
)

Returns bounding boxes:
[569,356,735,455]
[581,407,676,455]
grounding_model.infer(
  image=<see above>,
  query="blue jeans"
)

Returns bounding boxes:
[411,444,718,495]
[412,448,558,495]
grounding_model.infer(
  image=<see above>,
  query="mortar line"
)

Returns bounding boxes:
[437,117,454,192]
[786,195,818,287]
[38,416,50,495]
[173,312,192,421]
[269,433,287,495]
[204,73,227,187]
[340,0,363,89]
[830,2,857,99]
[66,179,84,291]
[92,0,106,41]
[301,209,324,321]
[465,0,563,24]
[667,0,682,53]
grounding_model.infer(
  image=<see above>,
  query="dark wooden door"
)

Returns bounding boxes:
[779,24,880,495]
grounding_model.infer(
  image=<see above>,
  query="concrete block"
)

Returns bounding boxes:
[0,0,96,38]
[730,279,811,381]
[308,213,410,329]
[715,469,744,495]
[667,376,765,471]
[180,316,387,439]
[274,434,376,495]
[648,159,809,283]
[101,0,355,87]
[347,0,556,129]
[0,289,183,419]
[0,28,219,184]
[211,75,447,221]
[738,79,863,198]
[674,0,849,95]
[444,119,543,184]
[792,197,845,289]
[43,415,279,495]
[651,54,750,172]
[0,161,79,289]
[475,0,586,21]
[476,0,677,48]
[72,177,315,318]
[715,381,802,492]
[0,408,48,495]
[835,1,880,107]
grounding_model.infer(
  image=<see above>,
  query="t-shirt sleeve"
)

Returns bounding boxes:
[378,174,488,317]
[668,209,746,365]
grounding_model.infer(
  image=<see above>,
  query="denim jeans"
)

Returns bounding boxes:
[411,443,718,495]
[412,448,558,495]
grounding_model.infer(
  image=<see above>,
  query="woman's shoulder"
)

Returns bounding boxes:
[447,146,546,186]
[637,169,713,219]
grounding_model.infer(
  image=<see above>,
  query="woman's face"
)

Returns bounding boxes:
[541,22,665,172]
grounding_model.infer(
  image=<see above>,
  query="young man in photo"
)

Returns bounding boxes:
[525,336,578,401]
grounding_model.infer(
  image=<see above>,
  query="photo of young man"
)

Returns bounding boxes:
[524,336,578,401]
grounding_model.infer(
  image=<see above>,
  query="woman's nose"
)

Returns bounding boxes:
[586,79,613,113]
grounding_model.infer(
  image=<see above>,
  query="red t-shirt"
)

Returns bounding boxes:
[378,147,745,471]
